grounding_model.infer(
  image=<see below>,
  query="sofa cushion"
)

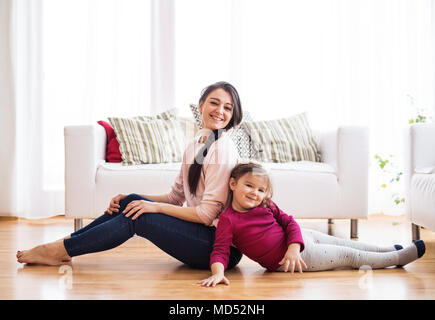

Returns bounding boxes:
[108,117,185,165]
[414,166,435,174]
[97,120,122,163]
[95,161,338,218]
[99,162,182,172]
[98,160,335,174]
[95,162,182,213]
[242,112,320,163]
[263,161,336,175]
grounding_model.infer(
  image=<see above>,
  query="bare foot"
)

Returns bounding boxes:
[17,240,71,266]
[60,236,72,262]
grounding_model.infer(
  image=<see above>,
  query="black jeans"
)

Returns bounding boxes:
[63,193,242,269]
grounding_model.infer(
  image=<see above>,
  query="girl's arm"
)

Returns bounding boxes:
[198,262,230,287]
[198,213,233,287]
[269,201,305,251]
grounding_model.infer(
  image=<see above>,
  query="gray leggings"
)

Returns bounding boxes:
[282,228,400,272]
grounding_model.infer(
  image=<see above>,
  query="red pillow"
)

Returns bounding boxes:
[97,120,122,162]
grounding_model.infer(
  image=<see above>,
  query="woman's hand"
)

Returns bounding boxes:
[105,194,127,215]
[198,273,230,287]
[278,243,307,273]
[122,200,161,220]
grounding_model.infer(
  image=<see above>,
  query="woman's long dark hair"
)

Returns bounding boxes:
[188,81,243,196]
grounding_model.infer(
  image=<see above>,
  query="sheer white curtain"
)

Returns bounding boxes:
[0,0,17,217]
[1,0,154,218]
[0,0,49,218]
[175,0,434,215]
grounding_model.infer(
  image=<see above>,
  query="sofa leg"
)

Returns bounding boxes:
[74,219,83,232]
[412,223,420,242]
[350,219,358,239]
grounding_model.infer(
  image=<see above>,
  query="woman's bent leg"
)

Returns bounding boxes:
[63,193,242,268]
[63,194,151,256]
[69,194,153,237]
[69,213,117,237]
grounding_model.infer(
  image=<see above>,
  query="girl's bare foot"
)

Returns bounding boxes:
[17,240,71,266]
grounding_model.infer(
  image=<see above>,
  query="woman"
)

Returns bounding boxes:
[17,81,244,269]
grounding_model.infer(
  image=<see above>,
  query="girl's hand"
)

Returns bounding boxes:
[279,243,307,273]
[198,274,230,287]
[105,194,127,215]
[122,200,160,220]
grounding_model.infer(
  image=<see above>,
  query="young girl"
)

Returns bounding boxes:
[199,162,426,287]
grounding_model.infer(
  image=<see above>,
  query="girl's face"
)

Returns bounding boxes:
[198,88,234,131]
[229,172,269,212]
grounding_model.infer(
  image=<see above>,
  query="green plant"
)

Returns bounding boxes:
[407,94,432,125]
[375,94,432,205]
[409,114,427,124]
[374,153,405,205]
[374,95,431,207]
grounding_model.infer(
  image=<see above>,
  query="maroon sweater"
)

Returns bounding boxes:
[210,201,305,271]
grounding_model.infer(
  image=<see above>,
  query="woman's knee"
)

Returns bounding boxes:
[119,193,147,210]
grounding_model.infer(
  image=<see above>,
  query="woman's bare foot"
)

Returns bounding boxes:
[60,236,72,262]
[17,240,71,266]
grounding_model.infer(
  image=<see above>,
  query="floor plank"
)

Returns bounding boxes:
[1,214,434,300]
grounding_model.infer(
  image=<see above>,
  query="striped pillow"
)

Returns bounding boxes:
[108,117,185,165]
[137,108,178,121]
[241,113,320,162]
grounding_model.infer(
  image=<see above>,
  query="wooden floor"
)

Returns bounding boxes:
[1,214,434,300]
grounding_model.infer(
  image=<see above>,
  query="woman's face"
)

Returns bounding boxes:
[198,88,234,131]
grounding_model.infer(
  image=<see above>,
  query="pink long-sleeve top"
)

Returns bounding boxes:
[166,130,239,226]
[210,201,305,271]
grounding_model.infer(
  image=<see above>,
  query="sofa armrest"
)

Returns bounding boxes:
[339,126,369,217]
[319,126,368,217]
[404,123,435,220]
[317,128,338,170]
[406,123,435,173]
[64,125,106,218]
[337,126,369,185]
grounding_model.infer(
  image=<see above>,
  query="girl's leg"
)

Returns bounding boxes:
[301,228,400,252]
[295,232,425,272]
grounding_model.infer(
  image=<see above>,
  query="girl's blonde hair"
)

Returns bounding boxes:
[229,161,273,208]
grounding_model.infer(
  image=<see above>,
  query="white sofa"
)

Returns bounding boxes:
[64,122,369,238]
[405,123,435,240]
